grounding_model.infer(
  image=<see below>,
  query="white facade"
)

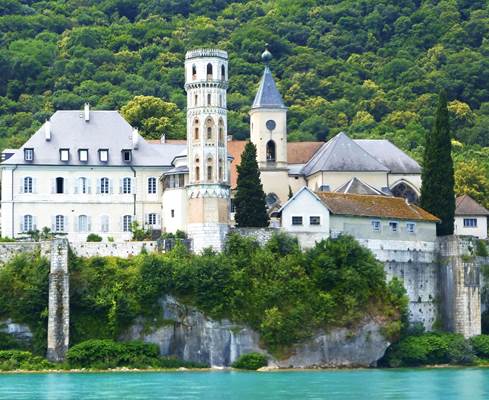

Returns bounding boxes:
[454,216,488,239]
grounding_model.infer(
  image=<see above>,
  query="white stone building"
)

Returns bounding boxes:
[454,195,489,239]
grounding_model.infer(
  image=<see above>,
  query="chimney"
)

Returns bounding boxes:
[45,120,51,141]
[132,128,139,150]
[84,103,90,122]
[160,134,166,144]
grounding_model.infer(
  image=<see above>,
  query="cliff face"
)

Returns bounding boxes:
[122,296,390,368]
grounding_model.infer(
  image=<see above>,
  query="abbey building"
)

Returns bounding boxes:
[1,48,425,251]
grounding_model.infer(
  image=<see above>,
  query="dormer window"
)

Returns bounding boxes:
[79,149,88,162]
[60,148,70,162]
[122,149,132,163]
[24,148,34,162]
[99,149,109,163]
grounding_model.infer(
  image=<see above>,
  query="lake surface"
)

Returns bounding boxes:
[1,368,489,399]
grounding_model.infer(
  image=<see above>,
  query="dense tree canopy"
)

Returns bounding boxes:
[0,0,489,185]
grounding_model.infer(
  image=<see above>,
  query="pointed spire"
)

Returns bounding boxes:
[252,45,286,109]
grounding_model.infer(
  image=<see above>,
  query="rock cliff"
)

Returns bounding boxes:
[122,296,390,368]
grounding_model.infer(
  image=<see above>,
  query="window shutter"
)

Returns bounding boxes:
[33,216,37,231]
[120,216,123,232]
[96,179,101,194]
[109,179,114,194]
[74,216,79,233]
[51,216,56,231]
[19,178,24,194]
[144,213,148,225]
[87,179,92,194]
[131,178,136,194]
[51,179,56,194]
[88,216,92,232]
[32,178,37,194]
[119,178,123,194]
[157,214,161,227]
[20,217,24,233]
[74,179,79,194]
[64,216,69,232]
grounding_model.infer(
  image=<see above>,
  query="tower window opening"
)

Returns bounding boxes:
[207,63,213,79]
[195,166,200,182]
[207,127,212,140]
[207,93,211,106]
[192,65,197,79]
[207,165,212,181]
[219,95,222,107]
[221,65,225,80]
[219,159,223,180]
[266,140,276,162]
[194,94,198,106]
[194,127,199,140]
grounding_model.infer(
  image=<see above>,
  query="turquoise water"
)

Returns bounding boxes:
[1,369,489,399]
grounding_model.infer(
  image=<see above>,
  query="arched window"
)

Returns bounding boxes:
[205,118,214,140]
[192,64,197,79]
[218,119,224,142]
[193,118,199,140]
[23,177,33,193]
[219,159,223,181]
[221,65,225,80]
[207,93,211,106]
[266,140,276,162]
[78,215,89,232]
[391,181,419,204]
[23,215,33,232]
[206,63,213,79]
[55,177,64,194]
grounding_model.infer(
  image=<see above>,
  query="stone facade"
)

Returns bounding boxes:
[70,241,158,258]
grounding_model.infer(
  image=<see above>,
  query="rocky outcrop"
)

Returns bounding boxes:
[122,296,390,368]
[0,319,33,344]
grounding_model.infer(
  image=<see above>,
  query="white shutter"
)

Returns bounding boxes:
[157,214,161,227]
[120,216,123,232]
[33,216,37,231]
[131,177,136,194]
[109,179,114,194]
[119,178,123,194]
[51,216,56,231]
[88,216,92,232]
[87,179,92,194]
[51,179,56,194]
[64,215,69,232]
[19,178,24,194]
[74,179,79,194]
[144,213,149,225]
[20,217,24,233]
[32,178,37,194]
[74,216,79,233]
[96,178,101,194]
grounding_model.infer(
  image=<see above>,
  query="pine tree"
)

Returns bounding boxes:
[235,142,269,227]
[420,90,455,236]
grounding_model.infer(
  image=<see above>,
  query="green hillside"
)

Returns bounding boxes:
[1,0,489,199]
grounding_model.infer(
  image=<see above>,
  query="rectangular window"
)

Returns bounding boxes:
[101,215,109,233]
[100,178,109,194]
[79,149,88,162]
[389,221,399,232]
[148,177,157,194]
[55,215,65,232]
[372,220,381,232]
[24,148,34,162]
[406,222,416,233]
[147,213,157,226]
[171,209,175,218]
[99,149,109,163]
[122,149,132,163]
[310,216,320,225]
[60,148,70,162]
[123,215,132,232]
[292,216,303,226]
[463,218,478,228]
[23,177,33,194]
[122,177,132,194]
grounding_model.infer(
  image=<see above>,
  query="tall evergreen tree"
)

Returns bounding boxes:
[420,90,455,236]
[235,142,269,227]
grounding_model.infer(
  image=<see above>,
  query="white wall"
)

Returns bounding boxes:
[1,165,165,241]
[162,188,187,233]
[454,216,488,239]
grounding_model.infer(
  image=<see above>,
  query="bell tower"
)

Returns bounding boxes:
[184,49,230,252]
[250,47,289,203]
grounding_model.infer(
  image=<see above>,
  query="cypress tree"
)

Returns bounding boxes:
[235,142,269,227]
[420,90,455,236]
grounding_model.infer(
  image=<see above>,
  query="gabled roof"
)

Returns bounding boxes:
[355,139,421,174]
[2,110,185,167]
[287,142,323,164]
[277,186,323,214]
[302,132,389,176]
[335,177,384,196]
[316,192,440,222]
[252,66,286,109]
[455,195,489,216]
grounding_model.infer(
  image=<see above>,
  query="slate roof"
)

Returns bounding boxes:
[455,195,489,216]
[2,110,185,167]
[302,132,389,176]
[316,192,440,222]
[355,139,421,174]
[335,177,384,196]
[252,66,286,109]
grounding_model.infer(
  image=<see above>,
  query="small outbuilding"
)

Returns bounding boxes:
[454,195,489,239]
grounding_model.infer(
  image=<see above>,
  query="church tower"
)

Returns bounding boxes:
[184,49,230,252]
[250,47,289,203]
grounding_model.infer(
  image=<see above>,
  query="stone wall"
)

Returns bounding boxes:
[0,242,42,264]
[230,227,276,245]
[70,241,158,258]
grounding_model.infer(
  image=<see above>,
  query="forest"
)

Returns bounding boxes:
[1,0,489,202]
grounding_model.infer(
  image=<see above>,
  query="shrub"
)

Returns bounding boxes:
[0,350,53,371]
[231,353,268,370]
[86,233,103,242]
[470,335,489,358]
[381,333,474,367]
[476,240,489,257]
[0,331,25,351]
